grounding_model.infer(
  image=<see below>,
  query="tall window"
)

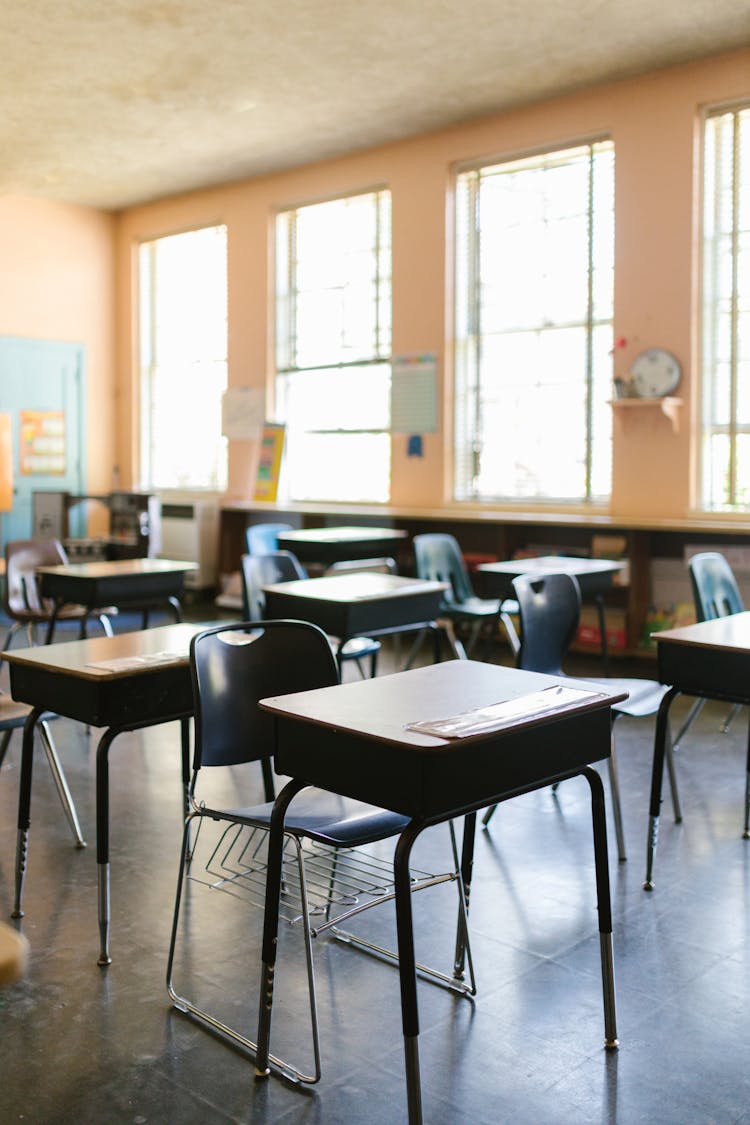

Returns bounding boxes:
[701,105,750,510]
[139,225,228,491]
[275,190,391,502]
[454,140,615,504]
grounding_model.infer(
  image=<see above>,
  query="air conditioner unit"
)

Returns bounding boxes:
[159,500,219,589]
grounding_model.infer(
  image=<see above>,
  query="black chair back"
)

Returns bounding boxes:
[190,620,338,770]
[240,551,308,618]
[689,551,744,621]
[511,571,581,676]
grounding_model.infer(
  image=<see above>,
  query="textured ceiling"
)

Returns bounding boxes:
[2,0,749,210]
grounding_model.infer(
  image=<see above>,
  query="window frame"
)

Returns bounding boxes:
[273,186,393,504]
[137,223,228,494]
[699,100,750,512]
[452,136,615,508]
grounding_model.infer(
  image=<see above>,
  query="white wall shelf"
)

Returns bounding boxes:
[610,396,683,433]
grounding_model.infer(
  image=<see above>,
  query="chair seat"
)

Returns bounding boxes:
[205,789,410,849]
[10,602,118,625]
[0,695,36,728]
[608,678,668,719]
[443,596,502,621]
[338,635,381,660]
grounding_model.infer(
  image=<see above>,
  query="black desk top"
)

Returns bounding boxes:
[261,660,625,818]
[262,573,447,638]
[2,623,206,727]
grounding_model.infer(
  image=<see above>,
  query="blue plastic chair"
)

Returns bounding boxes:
[482,570,682,860]
[245,523,293,556]
[241,551,382,677]
[166,619,472,1083]
[411,533,519,660]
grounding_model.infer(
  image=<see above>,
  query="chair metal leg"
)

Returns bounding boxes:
[720,702,742,734]
[607,742,626,863]
[499,610,520,657]
[672,696,705,749]
[644,687,680,890]
[665,727,682,824]
[38,719,86,848]
[98,613,114,637]
[0,729,12,770]
[167,809,322,1084]
[440,619,467,660]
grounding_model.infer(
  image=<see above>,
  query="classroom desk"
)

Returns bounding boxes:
[275,525,407,566]
[645,611,750,890]
[37,558,197,642]
[477,556,624,669]
[262,572,447,667]
[4,622,206,965]
[257,660,625,1123]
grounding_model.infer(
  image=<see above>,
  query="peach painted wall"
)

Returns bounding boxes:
[115,47,750,522]
[0,197,116,504]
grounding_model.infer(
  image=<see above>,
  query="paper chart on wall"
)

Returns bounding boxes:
[221,387,265,441]
[391,354,438,433]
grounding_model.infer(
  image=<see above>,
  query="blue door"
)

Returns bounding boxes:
[0,337,86,551]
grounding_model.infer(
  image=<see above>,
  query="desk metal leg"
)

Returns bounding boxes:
[96,728,118,966]
[744,722,750,839]
[13,708,42,918]
[393,821,424,1125]
[582,766,618,1048]
[644,687,680,891]
[256,778,308,1078]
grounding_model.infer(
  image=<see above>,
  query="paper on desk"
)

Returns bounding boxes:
[86,652,184,672]
[405,684,607,739]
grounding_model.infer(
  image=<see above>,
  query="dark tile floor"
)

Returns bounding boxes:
[1,617,750,1124]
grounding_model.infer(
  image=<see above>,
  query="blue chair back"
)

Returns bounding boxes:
[689,552,744,621]
[245,522,293,556]
[511,571,581,676]
[190,619,337,770]
[241,551,307,618]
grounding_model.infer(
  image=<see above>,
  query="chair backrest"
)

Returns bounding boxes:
[689,551,744,621]
[240,550,308,618]
[511,571,581,676]
[4,538,68,619]
[190,619,338,769]
[413,534,473,606]
[245,522,293,556]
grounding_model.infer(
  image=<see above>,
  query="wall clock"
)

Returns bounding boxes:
[629,348,682,398]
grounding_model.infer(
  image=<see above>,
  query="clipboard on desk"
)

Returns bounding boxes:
[406,684,608,739]
[253,423,285,502]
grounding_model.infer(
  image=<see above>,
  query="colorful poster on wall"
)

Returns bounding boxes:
[19,410,66,475]
[253,423,285,502]
[0,413,12,509]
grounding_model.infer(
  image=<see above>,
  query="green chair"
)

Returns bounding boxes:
[410,533,519,661]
